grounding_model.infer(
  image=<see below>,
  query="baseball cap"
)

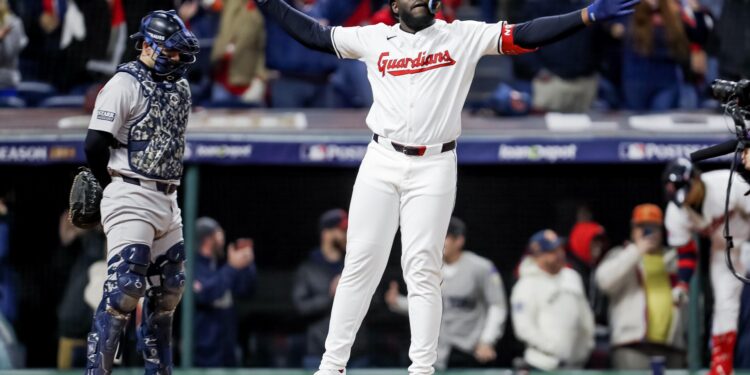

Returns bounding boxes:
[529,229,565,253]
[528,229,564,254]
[632,204,663,225]
[319,209,348,232]
[447,217,466,237]
[196,217,222,244]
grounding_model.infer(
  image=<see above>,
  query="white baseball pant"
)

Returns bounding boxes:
[100,179,183,262]
[319,139,457,375]
[710,244,744,335]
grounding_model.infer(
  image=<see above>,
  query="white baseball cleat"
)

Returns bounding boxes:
[313,369,346,375]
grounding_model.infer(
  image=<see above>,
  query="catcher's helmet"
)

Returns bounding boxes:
[130,10,199,80]
[662,158,700,206]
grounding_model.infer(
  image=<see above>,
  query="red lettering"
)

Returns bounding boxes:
[377,52,390,77]
[376,49,458,77]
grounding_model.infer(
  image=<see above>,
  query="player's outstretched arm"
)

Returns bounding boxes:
[511,0,639,50]
[255,0,335,55]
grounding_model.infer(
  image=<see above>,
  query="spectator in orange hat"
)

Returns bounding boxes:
[595,204,687,369]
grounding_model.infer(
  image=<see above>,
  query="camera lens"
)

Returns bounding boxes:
[712,79,750,104]
[712,79,737,101]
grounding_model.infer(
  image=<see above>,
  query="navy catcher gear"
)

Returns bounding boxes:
[130,10,199,80]
[86,244,151,375]
[138,242,185,375]
[117,61,190,181]
[663,158,700,206]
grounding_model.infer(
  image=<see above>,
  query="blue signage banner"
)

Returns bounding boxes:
[0,137,734,165]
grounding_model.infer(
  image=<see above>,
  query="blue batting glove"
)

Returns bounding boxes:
[586,0,640,22]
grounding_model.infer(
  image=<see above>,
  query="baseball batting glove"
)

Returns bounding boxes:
[672,282,690,306]
[68,167,103,229]
[586,0,641,22]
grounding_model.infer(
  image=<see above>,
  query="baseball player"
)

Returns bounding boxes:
[663,158,750,375]
[82,10,199,375]
[254,0,640,373]
[385,217,507,370]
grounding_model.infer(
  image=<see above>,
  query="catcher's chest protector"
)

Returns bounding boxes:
[118,61,190,181]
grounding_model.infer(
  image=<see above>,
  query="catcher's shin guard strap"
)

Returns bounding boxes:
[85,302,130,375]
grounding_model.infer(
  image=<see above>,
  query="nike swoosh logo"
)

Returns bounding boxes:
[387,36,396,40]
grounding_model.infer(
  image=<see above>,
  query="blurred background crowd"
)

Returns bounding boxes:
[0,0,748,112]
[0,165,749,371]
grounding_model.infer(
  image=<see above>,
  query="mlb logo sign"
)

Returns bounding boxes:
[300,144,367,164]
[619,143,646,161]
[306,144,328,162]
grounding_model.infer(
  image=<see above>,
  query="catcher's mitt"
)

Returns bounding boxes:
[69,167,103,228]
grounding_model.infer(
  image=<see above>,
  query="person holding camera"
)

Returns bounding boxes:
[662,158,750,375]
[596,204,687,369]
[192,217,257,367]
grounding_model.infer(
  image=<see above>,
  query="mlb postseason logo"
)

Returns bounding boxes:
[301,144,367,164]
[97,110,116,122]
[618,142,733,162]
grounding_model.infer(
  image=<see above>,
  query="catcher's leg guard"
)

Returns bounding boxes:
[709,331,737,375]
[86,244,150,375]
[138,242,185,375]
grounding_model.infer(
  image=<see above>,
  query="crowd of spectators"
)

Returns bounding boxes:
[4,170,750,370]
[0,0,747,111]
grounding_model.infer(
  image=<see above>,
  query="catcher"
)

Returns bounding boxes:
[70,10,198,375]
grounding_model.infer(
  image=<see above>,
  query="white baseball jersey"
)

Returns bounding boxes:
[665,170,750,249]
[88,72,187,185]
[320,18,511,375]
[331,20,505,145]
[665,169,750,336]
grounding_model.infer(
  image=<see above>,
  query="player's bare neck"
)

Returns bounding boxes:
[399,19,434,34]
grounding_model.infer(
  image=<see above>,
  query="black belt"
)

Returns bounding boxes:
[112,172,178,195]
[373,134,456,156]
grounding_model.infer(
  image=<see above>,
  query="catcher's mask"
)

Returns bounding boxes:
[130,10,200,81]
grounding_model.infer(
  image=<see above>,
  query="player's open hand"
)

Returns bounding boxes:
[586,0,641,23]
[385,281,400,307]
[474,342,497,363]
[672,282,689,306]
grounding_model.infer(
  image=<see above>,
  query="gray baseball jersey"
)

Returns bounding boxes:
[439,251,507,353]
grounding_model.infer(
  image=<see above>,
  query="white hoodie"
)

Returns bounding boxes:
[511,258,595,370]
